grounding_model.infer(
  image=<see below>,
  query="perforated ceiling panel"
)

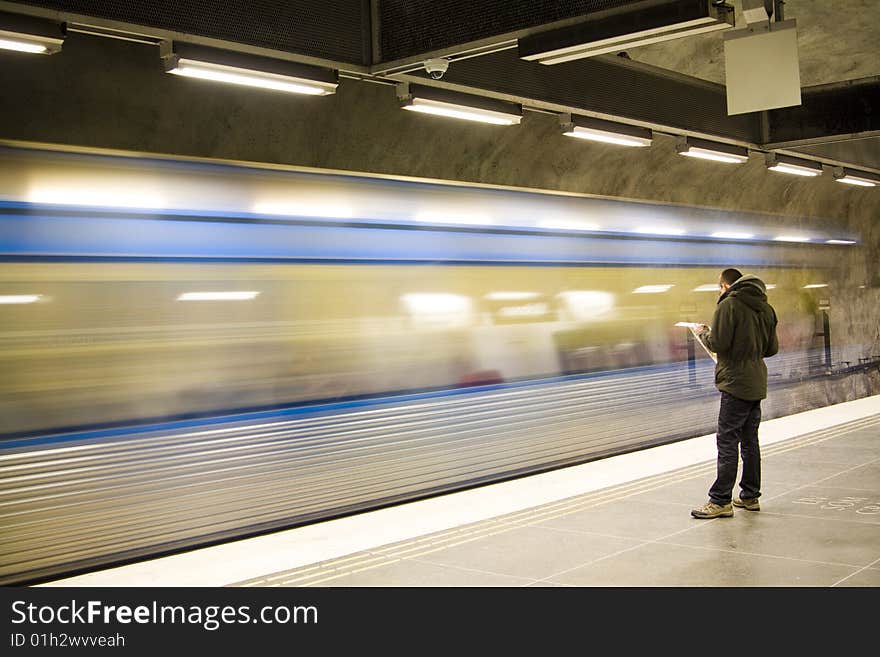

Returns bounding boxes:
[378,0,650,61]
[11,0,370,64]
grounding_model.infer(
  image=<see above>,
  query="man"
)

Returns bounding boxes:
[691,268,779,519]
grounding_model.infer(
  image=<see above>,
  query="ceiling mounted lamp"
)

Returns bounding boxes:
[518,0,734,65]
[162,43,338,96]
[832,167,879,188]
[676,136,749,164]
[0,10,65,54]
[561,114,652,147]
[397,83,522,126]
[765,153,822,177]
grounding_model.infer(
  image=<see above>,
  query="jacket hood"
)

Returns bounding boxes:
[719,274,768,312]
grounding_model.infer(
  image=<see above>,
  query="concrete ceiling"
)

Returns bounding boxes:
[621,1,880,168]
[2,0,879,170]
[623,0,880,87]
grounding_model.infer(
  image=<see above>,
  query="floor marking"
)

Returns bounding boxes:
[832,556,880,587]
[655,539,869,570]
[405,559,537,583]
[234,415,880,587]
[533,510,872,585]
[234,465,716,585]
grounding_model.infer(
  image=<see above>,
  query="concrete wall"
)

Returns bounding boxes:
[2,31,878,387]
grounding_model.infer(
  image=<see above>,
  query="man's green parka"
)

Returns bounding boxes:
[700,274,779,401]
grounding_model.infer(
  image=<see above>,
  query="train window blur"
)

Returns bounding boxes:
[0,262,824,436]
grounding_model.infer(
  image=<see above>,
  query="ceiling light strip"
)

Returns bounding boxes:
[562,115,652,147]
[403,99,519,125]
[765,153,822,177]
[677,137,749,164]
[832,167,878,187]
[163,43,338,96]
[0,10,66,55]
[0,37,48,53]
[398,84,522,126]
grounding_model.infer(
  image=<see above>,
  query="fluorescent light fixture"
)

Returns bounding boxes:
[177,291,260,301]
[765,153,822,177]
[0,37,47,53]
[803,283,828,289]
[403,99,520,125]
[519,1,734,64]
[561,115,652,147]
[0,11,65,55]
[832,167,879,188]
[398,83,522,126]
[826,239,857,245]
[633,285,674,294]
[633,226,686,236]
[484,292,542,301]
[0,294,42,304]
[773,235,811,243]
[692,284,721,292]
[677,137,749,164]
[765,284,776,290]
[163,43,337,96]
[711,231,754,240]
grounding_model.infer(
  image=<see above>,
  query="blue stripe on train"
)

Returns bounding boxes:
[1,203,790,266]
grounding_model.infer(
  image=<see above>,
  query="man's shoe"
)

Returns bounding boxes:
[690,502,734,519]
[733,497,760,511]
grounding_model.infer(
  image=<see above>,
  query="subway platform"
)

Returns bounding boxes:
[43,396,880,588]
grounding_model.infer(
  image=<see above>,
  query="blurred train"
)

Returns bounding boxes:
[2,260,826,436]
[0,145,842,437]
[0,145,857,583]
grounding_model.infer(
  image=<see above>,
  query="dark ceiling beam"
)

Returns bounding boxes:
[397,48,762,144]
[763,77,880,149]
[518,0,733,65]
[0,0,372,68]
[371,0,665,74]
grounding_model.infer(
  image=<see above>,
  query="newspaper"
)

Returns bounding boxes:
[675,322,718,363]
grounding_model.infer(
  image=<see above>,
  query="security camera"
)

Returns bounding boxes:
[423,58,449,80]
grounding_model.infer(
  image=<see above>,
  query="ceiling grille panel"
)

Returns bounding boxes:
[378,0,652,61]
[11,0,370,64]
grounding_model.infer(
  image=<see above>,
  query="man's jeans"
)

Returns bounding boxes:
[708,391,762,505]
